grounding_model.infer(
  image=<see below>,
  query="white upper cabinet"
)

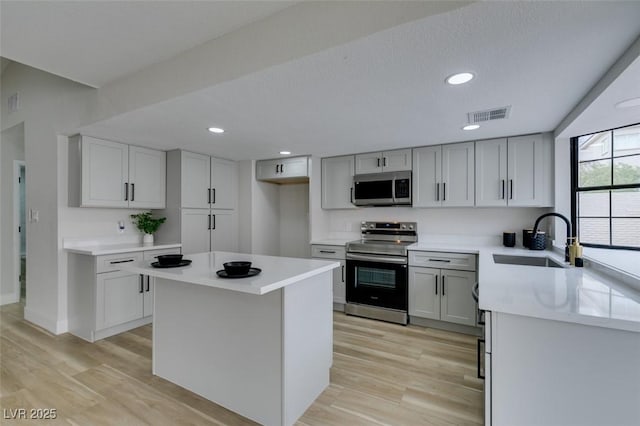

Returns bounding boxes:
[128,146,166,209]
[181,151,211,209]
[354,149,412,174]
[256,156,309,183]
[69,135,166,209]
[475,134,553,207]
[210,158,237,210]
[413,142,474,207]
[321,155,357,209]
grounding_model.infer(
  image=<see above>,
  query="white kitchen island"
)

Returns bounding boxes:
[120,251,339,426]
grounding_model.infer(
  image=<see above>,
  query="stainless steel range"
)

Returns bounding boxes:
[345,221,417,325]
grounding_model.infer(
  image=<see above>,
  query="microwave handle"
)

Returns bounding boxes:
[350,187,354,203]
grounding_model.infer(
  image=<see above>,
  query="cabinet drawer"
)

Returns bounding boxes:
[409,251,476,271]
[311,245,346,259]
[96,252,143,273]
[143,247,181,261]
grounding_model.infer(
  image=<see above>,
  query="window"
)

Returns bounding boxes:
[571,123,640,250]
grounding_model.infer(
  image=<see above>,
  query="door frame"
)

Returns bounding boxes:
[13,160,26,304]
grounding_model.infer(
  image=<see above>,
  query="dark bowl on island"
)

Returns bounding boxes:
[223,261,252,276]
[156,254,184,266]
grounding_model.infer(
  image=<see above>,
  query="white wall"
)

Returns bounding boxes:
[0,123,25,303]
[250,179,280,256]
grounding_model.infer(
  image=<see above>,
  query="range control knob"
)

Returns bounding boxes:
[409,225,414,230]
[401,224,407,229]
[370,224,375,229]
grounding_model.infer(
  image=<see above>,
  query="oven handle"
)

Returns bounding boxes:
[346,253,407,264]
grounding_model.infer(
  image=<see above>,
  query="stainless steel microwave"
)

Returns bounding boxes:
[352,171,412,206]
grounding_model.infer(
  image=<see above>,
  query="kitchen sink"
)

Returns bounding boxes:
[492,254,565,268]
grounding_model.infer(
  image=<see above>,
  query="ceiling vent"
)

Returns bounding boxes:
[467,106,511,124]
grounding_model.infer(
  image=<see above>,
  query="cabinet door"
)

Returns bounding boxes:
[210,157,237,210]
[475,138,508,207]
[442,142,475,207]
[96,270,144,330]
[128,146,166,209]
[321,156,357,209]
[256,159,280,181]
[181,151,211,208]
[280,157,308,178]
[382,149,412,172]
[181,209,211,254]
[408,267,440,320]
[355,152,383,174]
[142,248,181,317]
[440,269,476,326]
[81,136,129,207]
[210,210,238,252]
[333,260,346,304]
[412,146,441,207]
[507,134,553,207]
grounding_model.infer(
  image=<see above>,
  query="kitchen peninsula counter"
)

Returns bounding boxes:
[120,251,339,426]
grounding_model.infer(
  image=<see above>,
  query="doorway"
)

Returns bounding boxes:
[16,162,26,302]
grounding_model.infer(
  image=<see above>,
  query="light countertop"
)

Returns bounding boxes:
[118,251,339,295]
[65,242,182,256]
[310,238,354,246]
[409,243,640,333]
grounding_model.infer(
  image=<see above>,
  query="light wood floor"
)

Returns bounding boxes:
[0,303,483,425]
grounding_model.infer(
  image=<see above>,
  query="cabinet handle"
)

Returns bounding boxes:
[146,276,150,292]
[211,215,216,230]
[211,188,216,204]
[341,265,345,283]
[124,183,129,201]
[208,188,211,204]
[501,179,505,199]
[281,163,284,174]
[275,164,279,174]
[139,275,144,293]
[436,183,439,201]
[383,157,387,167]
[131,183,135,201]
[442,275,445,295]
[428,258,450,263]
[435,275,438,295]
[319,250,336,254]
[477,339,485,379]
[207,214,211,230]
[443,182,446,201]
[110,259,134,264]
[510,179,514,200]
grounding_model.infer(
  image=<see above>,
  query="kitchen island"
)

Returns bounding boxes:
[120,251,339,426]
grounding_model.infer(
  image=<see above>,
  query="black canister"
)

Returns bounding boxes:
[523,229,533,248]
[529,231,546,250]
[503,232,516,247]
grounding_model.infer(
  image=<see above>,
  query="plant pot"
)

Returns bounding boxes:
[143,233,154,245]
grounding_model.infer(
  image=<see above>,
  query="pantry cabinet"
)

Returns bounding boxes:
[475,134,553,207]
[413,142,475,207]
[321,155,357,209]
[68,135,166,209]
[180,151,237,209]
[354,148,412,174]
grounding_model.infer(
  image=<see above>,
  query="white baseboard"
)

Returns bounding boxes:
[24,306,61,335]
[0,292,19,306]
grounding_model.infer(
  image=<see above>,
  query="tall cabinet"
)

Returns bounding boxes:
[156,150,238,255]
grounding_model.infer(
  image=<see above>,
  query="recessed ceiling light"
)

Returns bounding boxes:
[615,97,640,109]
[280,151,291,155]
[208,127,224,134]
[462,124,480,131]
[446,72,474,85]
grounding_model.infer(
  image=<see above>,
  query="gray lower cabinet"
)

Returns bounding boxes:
[68,247,180,342]
[408,251,477,327]
[311,244,346,310]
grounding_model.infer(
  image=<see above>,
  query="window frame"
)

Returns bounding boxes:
[571,122,640,251]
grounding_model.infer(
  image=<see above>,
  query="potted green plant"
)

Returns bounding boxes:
[130,211,166,245]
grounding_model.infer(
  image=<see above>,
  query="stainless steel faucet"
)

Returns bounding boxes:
[532,213,573,262]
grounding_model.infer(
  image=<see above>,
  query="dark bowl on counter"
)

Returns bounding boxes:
[156,254,184,266]
[223,261,252,276]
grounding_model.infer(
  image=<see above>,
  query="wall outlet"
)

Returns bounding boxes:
[118,220,125,234]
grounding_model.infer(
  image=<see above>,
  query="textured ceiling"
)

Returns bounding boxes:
[0,1,295,87]
[79,1,640,160]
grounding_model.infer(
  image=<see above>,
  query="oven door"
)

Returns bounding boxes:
[346,253,408,311]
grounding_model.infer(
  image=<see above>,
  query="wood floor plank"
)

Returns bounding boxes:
[0,306,483,425]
